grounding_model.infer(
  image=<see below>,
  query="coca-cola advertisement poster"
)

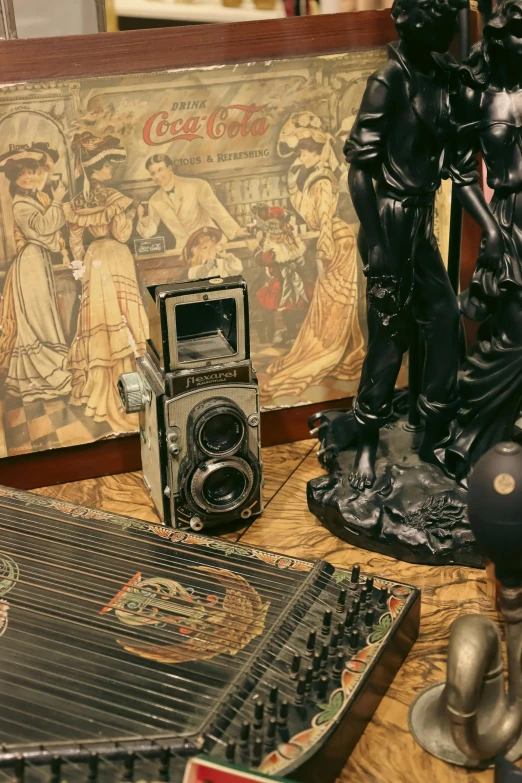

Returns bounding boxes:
[0,49,450,458]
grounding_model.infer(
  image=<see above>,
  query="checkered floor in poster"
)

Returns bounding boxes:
[2,393,112,455]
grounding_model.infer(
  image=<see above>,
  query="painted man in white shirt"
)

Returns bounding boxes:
[137,154,246,249]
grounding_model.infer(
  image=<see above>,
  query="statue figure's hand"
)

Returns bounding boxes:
[367,244,393,278]
[479,228,503,270]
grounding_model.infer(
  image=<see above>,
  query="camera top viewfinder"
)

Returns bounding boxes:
[146,276,249,373]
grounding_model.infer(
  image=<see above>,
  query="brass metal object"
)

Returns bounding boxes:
[409,584,522,767]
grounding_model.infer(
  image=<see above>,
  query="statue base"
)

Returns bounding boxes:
[307,416,482,568]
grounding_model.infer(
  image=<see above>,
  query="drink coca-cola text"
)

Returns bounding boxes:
[143,104,268,146]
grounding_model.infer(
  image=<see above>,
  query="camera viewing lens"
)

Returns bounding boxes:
[203,466,247,507]
[199,412,244,455]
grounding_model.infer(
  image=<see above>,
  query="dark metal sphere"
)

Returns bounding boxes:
[468,442,522,582]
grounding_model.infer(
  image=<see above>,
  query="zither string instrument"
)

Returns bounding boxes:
[0,485,419,783]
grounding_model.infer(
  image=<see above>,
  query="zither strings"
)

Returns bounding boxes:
[0,499,368,748]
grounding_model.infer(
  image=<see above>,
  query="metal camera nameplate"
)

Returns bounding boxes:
[168,363,252,396]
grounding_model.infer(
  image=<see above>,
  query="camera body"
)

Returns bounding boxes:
[118,276,263,531]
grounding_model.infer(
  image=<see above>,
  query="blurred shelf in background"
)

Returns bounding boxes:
[114,0,285,24]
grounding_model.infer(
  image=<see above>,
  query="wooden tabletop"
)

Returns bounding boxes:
[34,439,498,783]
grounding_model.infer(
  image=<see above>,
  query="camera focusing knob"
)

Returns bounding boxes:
[168,431,180,457]
[118,373,149,414]
[190,516,204,531]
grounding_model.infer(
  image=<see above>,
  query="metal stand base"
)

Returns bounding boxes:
[409,683,522,768]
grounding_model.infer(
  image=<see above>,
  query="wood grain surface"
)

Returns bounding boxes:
[0,400,346,490]
[34,439,315,541]
[0,12,396,82]
[36,439,501,783]
[238,448,497,783]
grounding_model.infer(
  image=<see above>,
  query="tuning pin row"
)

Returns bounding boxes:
[294,610,373,679]
[350,564,361,589]
[317,673,329,700]
[337,621,345,644]
[266,717,277,747]
[283,569,386,720]
[333,651,345,676]
[295,674,307,706]
[295,669,333,705]
[349,628,360,651]
[252,737,263,765]
[237,686,290,767]
[378,585,389,605]
[278,699,289,727]
[321,610,332,636]
[320,642,329,669]
[240,720,251,746]
[328,631,339,654]
[268,685,278,714]
[226,741,237,761]
[253,699,264,729]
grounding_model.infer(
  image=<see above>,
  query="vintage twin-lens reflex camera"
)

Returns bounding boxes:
[118,276,263,531]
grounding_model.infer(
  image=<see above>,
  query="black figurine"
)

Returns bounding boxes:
[344,0,503,490]
[444,0,522,482]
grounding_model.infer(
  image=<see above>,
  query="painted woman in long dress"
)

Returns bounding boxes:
[0,146,71,400]
[263,112,365,400]
[65,133,148,432]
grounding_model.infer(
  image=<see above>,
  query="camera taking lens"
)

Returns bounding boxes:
[191,457,254,513]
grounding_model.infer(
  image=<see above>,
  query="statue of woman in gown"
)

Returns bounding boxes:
[445,0,522,482]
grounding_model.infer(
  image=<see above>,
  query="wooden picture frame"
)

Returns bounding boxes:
[0,12,396,80]
[0,11,401,489]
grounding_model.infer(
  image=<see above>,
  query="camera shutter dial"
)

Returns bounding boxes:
[118,373,149,414]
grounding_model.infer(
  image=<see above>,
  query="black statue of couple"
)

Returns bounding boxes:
[344,0,522,491]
